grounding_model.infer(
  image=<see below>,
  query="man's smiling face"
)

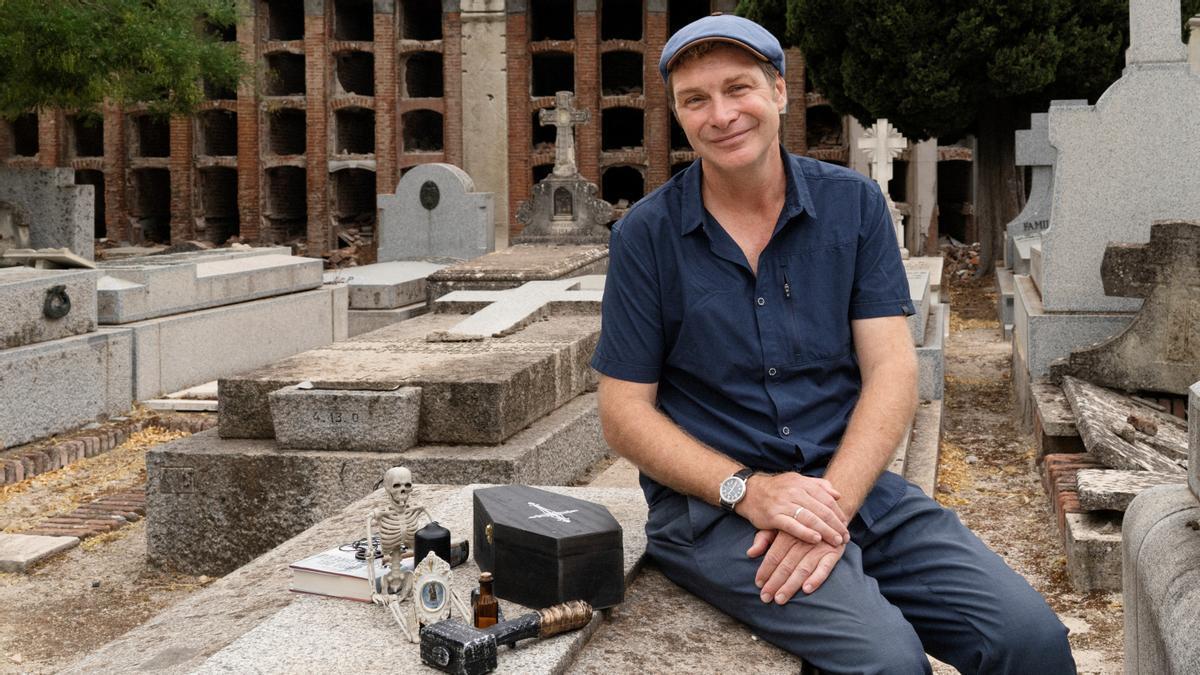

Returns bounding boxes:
[670,44,786,175]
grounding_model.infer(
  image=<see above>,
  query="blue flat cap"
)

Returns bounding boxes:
[659,13,785,82]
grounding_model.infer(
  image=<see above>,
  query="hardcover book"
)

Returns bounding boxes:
[289,545,413,602]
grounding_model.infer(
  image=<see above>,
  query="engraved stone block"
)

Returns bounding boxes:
[269,384,422,452]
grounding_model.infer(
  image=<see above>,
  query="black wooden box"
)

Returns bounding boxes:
[472,486,623,609]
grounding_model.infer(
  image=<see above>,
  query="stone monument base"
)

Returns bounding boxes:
[426,244,608,301]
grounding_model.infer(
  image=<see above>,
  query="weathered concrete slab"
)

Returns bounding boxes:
[0,329,132,449]
[432,275,604,339]
[916,302,946,400]
[426,244,608,301]
[1123,484,1200,675]
[1012,273,1132,379]
[129,285,348,400]
[0,533,79,572]
[903,400,943,497]
[906,270,931,347]
[325,260,447,310]
[346,303,430,337]
[269,384,422,452]
[0,167,93,260]
[0,267,98,349]
[903,255,943,304]
[1064,511,1122,592]
[150,393,608,574]
[995,264,1014,337]
[1076,468,1184,511]
[1032,382,1086,459]
[97,247,322,324]
[1061,376,1187,474]
[218,311,599,443]
[1191,381,1200,500]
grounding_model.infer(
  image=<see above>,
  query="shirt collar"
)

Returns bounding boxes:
[679,145,816,236]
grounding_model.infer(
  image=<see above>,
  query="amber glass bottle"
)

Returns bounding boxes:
[473,572,499,628]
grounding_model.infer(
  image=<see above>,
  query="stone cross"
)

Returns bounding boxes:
[857,119,908,255]
[1004,112,1058,272]
[539,91,590,178]
[429,276,605,341]
[1051,221,1200,395]
[1127,0,1186,65]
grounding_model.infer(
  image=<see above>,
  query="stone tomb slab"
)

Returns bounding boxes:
[376,163,495,263]
[218,311,599,444]
[426,244,608,301]
[0,167,93,260]
[324,260,447,310]
[0,267,98,349]
[269,384,422,452]
[916,302,947,400]
[1061,376,1187,474]
[97,246,322,324]
[1075,468,1184,511]
[431,275,604,340]
[995,264,1014,337]
[903,256,943,304]
[1191,381,1199,500]
[906,270,931,346]
[1064,511,1122,592]
[0,533,79,572]
[1012,273,1131,379]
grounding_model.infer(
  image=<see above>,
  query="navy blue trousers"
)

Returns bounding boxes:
[646,481,1076,674]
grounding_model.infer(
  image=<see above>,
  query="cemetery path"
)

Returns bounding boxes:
[938,276,1122,674]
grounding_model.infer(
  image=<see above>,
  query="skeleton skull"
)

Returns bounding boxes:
[383,466,413,507]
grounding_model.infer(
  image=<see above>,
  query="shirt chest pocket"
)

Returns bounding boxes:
[779,243,855,365]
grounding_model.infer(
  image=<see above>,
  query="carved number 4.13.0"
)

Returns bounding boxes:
[312,410,360,424]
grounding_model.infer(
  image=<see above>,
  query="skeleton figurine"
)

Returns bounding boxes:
[366,466,432,642]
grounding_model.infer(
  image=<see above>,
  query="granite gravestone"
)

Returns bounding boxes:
[377,164,495,262]
[513,92,612,245]
[1040,0,1200,312]
[1004,112,1060,274]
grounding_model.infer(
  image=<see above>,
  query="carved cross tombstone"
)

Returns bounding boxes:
[857,119,908,256]
[539,91,590,178]
[1052,221,1200,395]
[1126,0,1186,65]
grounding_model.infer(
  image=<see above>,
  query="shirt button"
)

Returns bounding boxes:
[756,297,765,306]
[768,367,777,376]
[781,426,791,436]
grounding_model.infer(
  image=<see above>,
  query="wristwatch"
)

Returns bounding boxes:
[719,468,755,512]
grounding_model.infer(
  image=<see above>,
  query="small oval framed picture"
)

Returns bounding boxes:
[413,554,453,626]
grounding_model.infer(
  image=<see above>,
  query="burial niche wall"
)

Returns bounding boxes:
[266,53,306,96]
[264,166,307,241]
[603,165,644,207]
[199,167,239,244]
[12,113,39,157]
[601,51,642,96]
[402,110,443,153]
[602,108,643,150]
[132,168,171,243]
[204,76,237,101]
[69,115,104,158]
[669,0,709,34]
[937,154,973,243]
[135,115,171,157]
[602,0,642,40]
[334,107,375,155]
[198,110,238,156]
[265,0,303,41]
[670,117,691,151]
[401,0,441,40]
[335,51,375,96]
[532,53,574,97]
[332,168,376,234]
[533,164,553,186]
[74,170,105,238]
[532,109,555,149]
[806,105,843,149]
[403,52,443,98]
[530,0,574,41]
[333,0,373,41]
[268,109,306,155]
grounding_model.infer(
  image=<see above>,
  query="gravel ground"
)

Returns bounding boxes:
[0,275,1124,673]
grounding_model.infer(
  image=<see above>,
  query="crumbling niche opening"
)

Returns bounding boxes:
[74,170,105,238]
[530,0,574,41]
[13,113,39,157]
[533,163,553,186]
[333,0,373,41]
[264,166,307,239]
[602,166,644,207]
[265,53,306,96]
[336,51,375,96]
[402,110,443,152]
[602,0,642,40]
[268,109,306,155]
[266,0,304,41]
[889,160,908,204]
[670,116,690,151]
[135,115,171,157]
[332,168,376,230]
[198,110,238,156]
[70,114,104,158]
[806,105,842,148]
[131,168,171,244]
[401,0,442,40]
[403,52,443,98]
[601,51,642,96]
[669,0,708,35]
[531,53,574,98]
[602,108,643,150]
[199,167,240,244]
[334,107,375,155]
[204,16,236,42]
[937,161,972,242]
[532,109,555,149]
[205,77,238,101]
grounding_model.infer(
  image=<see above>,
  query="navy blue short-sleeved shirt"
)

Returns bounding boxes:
[590,149,915,527]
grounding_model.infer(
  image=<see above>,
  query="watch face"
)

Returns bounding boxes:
[719,476,745,504]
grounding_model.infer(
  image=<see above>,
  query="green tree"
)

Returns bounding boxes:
[0,0,245,119]
[738,0,1200,269]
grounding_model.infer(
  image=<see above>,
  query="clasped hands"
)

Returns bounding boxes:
[735,472,850,604]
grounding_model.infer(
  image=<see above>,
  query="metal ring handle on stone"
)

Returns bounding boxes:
[43,284,71,319]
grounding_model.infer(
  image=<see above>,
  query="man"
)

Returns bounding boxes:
[591,14,1075,674]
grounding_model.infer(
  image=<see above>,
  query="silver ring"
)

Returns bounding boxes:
[792,506,806,520]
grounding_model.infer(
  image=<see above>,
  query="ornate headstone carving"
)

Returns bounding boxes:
[1051,220,1200,394]
[857,120,908,259]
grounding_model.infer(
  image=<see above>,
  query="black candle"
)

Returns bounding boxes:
[414,521,451,565]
